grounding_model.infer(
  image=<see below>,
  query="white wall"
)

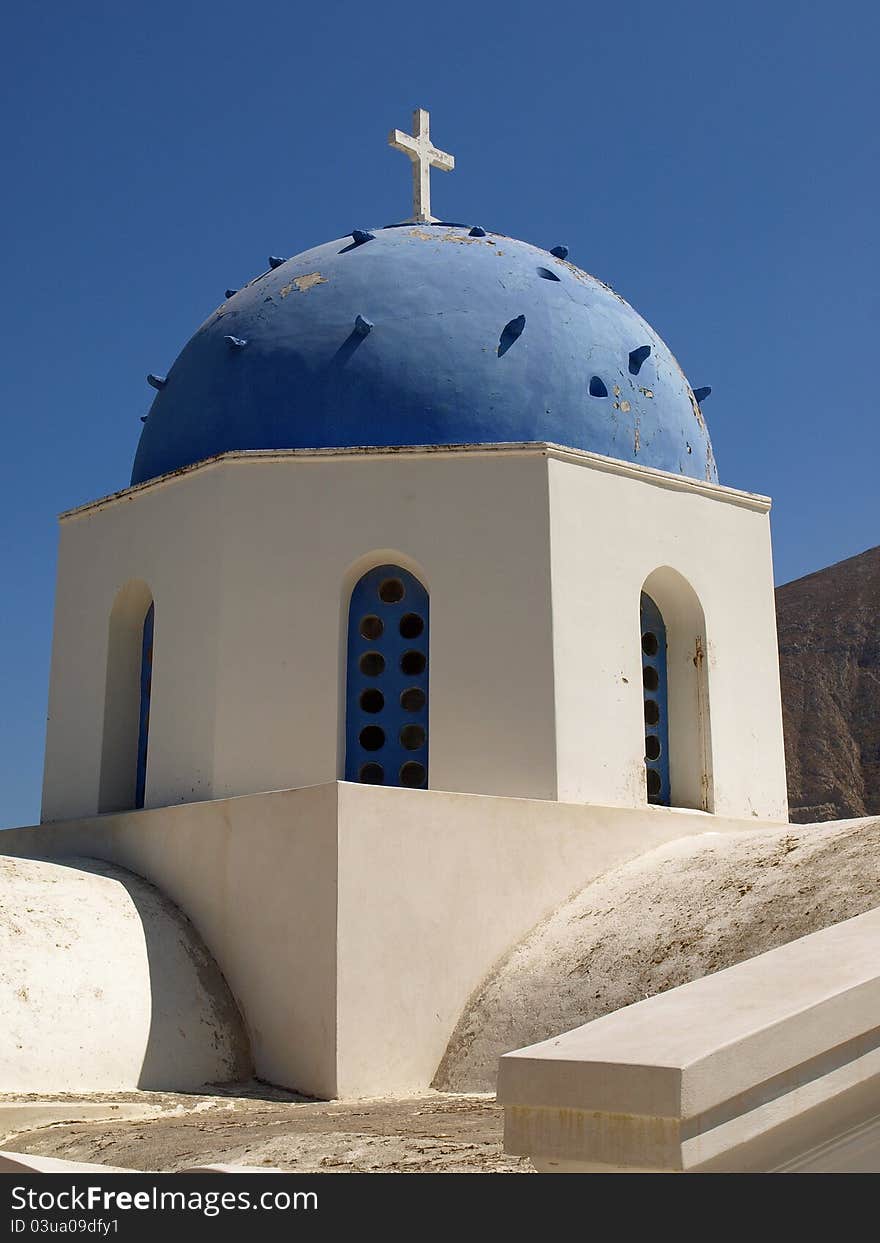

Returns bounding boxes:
[209,449,557,806]
[42,448,558,822]
[41,443,787,824]
[43,467,224,820]
[3,785,340,1096]
[332,786,764,1097]
[0,854,250,1093]
[2,784,766,1099]
[548,453,788,819]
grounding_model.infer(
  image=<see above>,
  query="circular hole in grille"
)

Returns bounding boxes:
[359,614,383,640]
[359,651,385,677]
[400,687,426,712]
[642,631,659,657]
[400,724,426,751]
[379,578,405,604]
[399,612,424,639]
[359,725,385,751]
[401,650,427,676]
[399,761,427,788]
[360,688,384,714]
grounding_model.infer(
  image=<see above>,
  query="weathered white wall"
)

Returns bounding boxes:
[210,449,557,806]
[332,786,762,1097]
[42,447,557,821]
[0,854,250,1093]
[43,466,224,820]
[548,453,788,819]
[41,443,787,824]
[0,784,768,1099]
[2,785,340,1097]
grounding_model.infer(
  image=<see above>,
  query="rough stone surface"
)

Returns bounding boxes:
[777,544,880,822]
[0,855,251,1092]
[0,1087,526,1173]
[435,817,880,1092]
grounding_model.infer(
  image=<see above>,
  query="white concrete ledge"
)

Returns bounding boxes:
[179,1164,284,1174]
[0,1102,166,1146]
[498,907,880,1172]
[59,442,770,522]
[0,1150,283,1174]
[0,1151,132,1174]
[1,785,768,1099]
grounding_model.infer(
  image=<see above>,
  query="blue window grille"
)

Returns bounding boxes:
[135,602,154,809]
[640,592,670,806]
[345,565,429,788]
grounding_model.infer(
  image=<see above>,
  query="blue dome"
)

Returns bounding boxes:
[132,224,717,486]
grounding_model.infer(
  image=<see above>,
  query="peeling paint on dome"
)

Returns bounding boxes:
[133,224,718,487]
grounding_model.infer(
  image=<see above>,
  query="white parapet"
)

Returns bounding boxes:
[498,907,880,1173]
[1,784,765,1100]
[0,1151,134,1174]
[0,1150,284,1174]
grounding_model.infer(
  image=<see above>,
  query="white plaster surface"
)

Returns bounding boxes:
[547,454,786,817]
[179,1163,285,1174]
[499,903,880,1172]
[438,817,880,1090]
[0,1150,280,1174]
[40,444,787,825]
[1,784,764,1099]
[0,1102,165,1145]
[0,855,250,1094]
[0,1150,132,1174]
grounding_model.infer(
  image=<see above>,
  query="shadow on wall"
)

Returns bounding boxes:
[0,853,252,1093]
[119,857,254,1091]
[641,566,713,813]
[99,580,154,815]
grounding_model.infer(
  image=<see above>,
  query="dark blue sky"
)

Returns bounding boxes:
[1,1,877,826]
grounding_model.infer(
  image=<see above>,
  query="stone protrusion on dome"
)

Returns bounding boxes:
[132,224,717,488]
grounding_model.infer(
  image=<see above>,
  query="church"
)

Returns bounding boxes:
[2,110,877,1174]
[40,108,786,826]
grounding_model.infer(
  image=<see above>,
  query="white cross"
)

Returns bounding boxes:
[388,108,455,224]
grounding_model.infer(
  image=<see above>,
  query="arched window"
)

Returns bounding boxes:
[640,592,670,806]
[135,602,155,809]
[640,568,713,812]
[345,564,429,789]
[99,582,154,813]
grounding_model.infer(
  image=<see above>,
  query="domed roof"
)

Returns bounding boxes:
[132,223,717,486]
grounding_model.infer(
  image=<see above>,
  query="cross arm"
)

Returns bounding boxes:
[429,148,454,172]
[389,129,418,158]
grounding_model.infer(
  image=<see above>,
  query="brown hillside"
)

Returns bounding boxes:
[776,545,880,822]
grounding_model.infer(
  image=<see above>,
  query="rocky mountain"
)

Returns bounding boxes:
[776,545,880,822]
